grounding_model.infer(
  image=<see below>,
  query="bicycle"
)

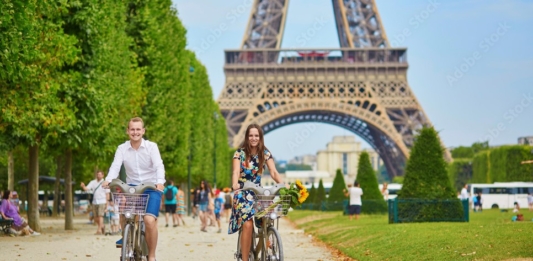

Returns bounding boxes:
[109,179,156,261]
[235,181,291,261]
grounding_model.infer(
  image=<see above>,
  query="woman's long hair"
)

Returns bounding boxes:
[2,190,10,200]
[241,124,268,174]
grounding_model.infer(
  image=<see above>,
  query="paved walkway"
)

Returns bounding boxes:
[0,215,336,260]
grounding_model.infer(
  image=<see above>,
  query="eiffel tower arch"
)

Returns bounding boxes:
[217,0,450,178]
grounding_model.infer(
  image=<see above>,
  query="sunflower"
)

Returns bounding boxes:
[298,190,309,203]
[295,180,306,190]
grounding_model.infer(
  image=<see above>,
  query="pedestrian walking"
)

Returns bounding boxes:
[344,181,363,221]
[176,185,186,226]
[80,170,110,235]
[163,179,178,227]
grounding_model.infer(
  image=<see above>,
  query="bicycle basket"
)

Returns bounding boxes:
[254,194,291,218]
[112,193,149,216]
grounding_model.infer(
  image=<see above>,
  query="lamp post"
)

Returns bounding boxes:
[213,112,219,188]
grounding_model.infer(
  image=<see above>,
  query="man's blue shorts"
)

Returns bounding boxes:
[128,184,162,218]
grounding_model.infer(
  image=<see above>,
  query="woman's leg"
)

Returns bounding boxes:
[199,210,206,230]
[240,220,253,261]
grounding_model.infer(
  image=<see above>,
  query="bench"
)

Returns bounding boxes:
[0,218,14,235]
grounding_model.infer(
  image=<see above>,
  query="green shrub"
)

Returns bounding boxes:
[397,127,463,222]
[314,179,326,210]
[327,169,347,210]
[356,152,387,214]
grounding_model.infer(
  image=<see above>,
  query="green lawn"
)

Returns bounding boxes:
[287,209,533,260]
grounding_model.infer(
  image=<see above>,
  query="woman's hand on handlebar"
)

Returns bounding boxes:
[232,183,240,191]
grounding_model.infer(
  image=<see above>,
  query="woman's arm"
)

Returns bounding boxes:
[266,158,284,184]
[232,158,241,190]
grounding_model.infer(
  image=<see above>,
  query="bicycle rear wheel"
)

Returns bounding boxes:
[236,227,256,261]
[122,224,135,261]
[266,227,283,261]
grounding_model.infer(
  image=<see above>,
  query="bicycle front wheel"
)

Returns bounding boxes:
[122,224,135,261]
[266,227,283,261]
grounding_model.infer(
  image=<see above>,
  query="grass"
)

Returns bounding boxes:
[287,209,533,260]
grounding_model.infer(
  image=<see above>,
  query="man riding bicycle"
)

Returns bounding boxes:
[102,117,165,261]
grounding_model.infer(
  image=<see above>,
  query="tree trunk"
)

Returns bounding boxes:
[28,145,41,231]
[64,149,74,230]
[8,150,14,191]
[53,156,62,217]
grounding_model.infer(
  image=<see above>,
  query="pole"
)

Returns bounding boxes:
[187,145,192,216]
[213,112,219,189]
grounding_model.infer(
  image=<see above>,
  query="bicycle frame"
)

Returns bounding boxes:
[109,179,155,261]
[236,181,286,261]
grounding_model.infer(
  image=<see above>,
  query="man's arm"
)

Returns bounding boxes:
[105,146,124,184]
[149,142,165,186]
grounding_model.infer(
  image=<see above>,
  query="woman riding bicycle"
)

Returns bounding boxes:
[229,123,284,261]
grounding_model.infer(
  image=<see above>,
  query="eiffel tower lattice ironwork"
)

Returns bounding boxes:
[216,0,450,178]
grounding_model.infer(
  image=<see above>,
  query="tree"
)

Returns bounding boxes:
[314,179,326,210]
[397,127,463,221]
[307,183,317,209]
[327,169,347,210]
[0,0,79,231]
[356,152,387,214]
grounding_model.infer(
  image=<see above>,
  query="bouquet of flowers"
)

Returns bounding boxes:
[256,180,309,218]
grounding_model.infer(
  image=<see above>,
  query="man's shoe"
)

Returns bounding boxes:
[165,224,169,227]
[116,238,123,248]
[31,231,41,236]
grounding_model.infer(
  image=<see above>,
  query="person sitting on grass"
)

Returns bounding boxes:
[0,190,40,236]
[513,202,520,213]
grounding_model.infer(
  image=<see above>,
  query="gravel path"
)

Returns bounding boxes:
[0,215,336,260]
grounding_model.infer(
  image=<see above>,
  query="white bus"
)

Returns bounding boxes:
[379,183,402,200]
[469,182,533,210]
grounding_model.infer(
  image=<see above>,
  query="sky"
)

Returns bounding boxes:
[172,0,533,161]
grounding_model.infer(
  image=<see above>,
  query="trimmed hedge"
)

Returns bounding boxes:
[397,127,463,221]
[472,145,533,183]
[356,152,387,214]
[327,169,347,210]
[447,159,473,192]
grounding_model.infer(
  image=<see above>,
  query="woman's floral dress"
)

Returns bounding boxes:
[228,148,272,234]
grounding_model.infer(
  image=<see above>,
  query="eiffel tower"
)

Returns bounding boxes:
[217,0,450,178]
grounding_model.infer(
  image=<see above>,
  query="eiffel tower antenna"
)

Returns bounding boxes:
[218,0,451,179]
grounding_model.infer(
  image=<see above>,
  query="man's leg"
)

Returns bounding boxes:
[144,215,158,261]
[164,209,169,227]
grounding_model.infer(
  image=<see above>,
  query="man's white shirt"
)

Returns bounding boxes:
[86,179,110,205]
[460,188,469,200]
[106,139,165,185]
[349,187,363,205]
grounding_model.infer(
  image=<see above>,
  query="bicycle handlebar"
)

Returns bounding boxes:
[239,181,286,196]
[108,179,158,194]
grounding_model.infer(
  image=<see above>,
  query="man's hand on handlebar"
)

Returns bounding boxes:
[102,181,110,189]
[156,184,164,191]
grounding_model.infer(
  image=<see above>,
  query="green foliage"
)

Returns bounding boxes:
[356,152,387,214]
[314,179,326,210]
[447,159,473,191]
[308,183,317,206]
[286,164,313,171]
[327,169,347,210]
[288,209,533,261]
[397,127,463,221]
[472,151,490,183]
[392,176,404,184]
[451,141,489,159]
[472,145,533,183]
